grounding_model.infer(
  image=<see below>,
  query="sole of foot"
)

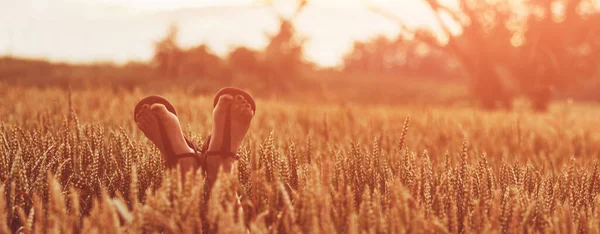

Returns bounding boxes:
[205,94,254,184]
[135,103,195,169]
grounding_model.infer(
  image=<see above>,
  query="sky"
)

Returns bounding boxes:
[93,0,412,11]
[0,0,440,67]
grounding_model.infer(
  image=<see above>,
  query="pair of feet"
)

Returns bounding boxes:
[134,94,254,187]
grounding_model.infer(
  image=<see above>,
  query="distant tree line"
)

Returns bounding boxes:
[3,0,600,110]
[153,0,600,110]
[341,33,461,80]
[151,1,312,92]
[369,0,600,111]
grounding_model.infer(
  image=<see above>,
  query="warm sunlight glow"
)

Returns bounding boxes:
[96,0,254,11]
[98,0,411,11]
[3,1,600,232]
[0,0,438,66]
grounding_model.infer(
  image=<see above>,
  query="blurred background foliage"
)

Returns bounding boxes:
[1,0,600,110]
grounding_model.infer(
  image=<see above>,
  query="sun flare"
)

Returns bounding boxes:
[98,0,254,11]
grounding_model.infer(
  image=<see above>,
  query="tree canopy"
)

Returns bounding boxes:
[369,0,600,110]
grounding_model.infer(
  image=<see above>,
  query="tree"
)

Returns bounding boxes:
[513,0,600,110]
[342,34,459,78]
[228,47,262,75]
[152,23,183,79]
[180,45,227,80]
[371,0,600,110]
[152,23,230,81]
[261,0,310,90]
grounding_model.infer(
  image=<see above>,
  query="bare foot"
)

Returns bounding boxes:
[135,103,195,171]
[205,94,254,186]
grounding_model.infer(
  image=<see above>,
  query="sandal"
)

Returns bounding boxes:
[133,88,256,171]
[200,87,256,169]
[133,95,202,168]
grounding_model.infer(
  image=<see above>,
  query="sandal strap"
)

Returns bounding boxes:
[198,88,256,171]
[158,118,204,166]
[199,135,241,172]
[185,136,202,154]
[134,96,205,169]
[222,105,232,154]
[200,135,240,160]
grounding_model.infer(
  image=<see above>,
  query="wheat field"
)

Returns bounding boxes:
[1,84,600,234]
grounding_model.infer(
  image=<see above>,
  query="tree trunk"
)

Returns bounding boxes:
[471,64,512,110]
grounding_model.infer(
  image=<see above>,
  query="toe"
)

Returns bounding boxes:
[150,104,172,120]
[218,94,234,104]
[150,103,168,113]
[135,108,148,121]
[233,102,246,113]
[140,113,151,126]
[235,95,244,101]
[213,94,235,116]
[240,107,253,122]
[215,94,234,114]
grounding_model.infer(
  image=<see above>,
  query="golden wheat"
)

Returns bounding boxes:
[1,84,600,233]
